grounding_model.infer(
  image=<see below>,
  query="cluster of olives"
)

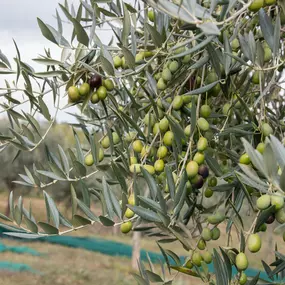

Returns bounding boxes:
[155,59,181,91]
[128,131,211,192]
[75,3,282,280]
[239,122,273,166]
[230,232,262,284]
[249,0,276,12]
[113,50,154,70]
[184,226,221,269]
[256,193,285,227]
[67,73,115,104]
[84,131,121,166]
[120,195,135,234]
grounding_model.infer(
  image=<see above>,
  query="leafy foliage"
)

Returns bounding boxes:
[0,0,285,284]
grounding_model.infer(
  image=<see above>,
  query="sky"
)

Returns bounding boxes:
[0,0,113,123]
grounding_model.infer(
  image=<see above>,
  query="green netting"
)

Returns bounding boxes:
[0,241,40,256]
[0,227,272,280]
[0,261,37,273]
[41,236,269,281]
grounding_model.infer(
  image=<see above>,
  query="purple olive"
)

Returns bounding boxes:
[89,73,102,89]
[192,175,204,189]
[266,214,275,224]
[198,165,209,179]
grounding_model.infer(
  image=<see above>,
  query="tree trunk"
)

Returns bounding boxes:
[131,231,141,270]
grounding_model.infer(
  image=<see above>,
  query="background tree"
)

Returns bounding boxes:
[0,0,284,284]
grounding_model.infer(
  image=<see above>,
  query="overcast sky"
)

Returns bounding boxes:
[0,0,109,123]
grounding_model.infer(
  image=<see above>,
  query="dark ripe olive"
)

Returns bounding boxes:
[266,214,275,224]
[89,73,102,89]
[192,175,204,189]
[198,165,209,178]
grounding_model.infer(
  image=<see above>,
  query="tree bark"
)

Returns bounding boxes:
[131,231,141,270]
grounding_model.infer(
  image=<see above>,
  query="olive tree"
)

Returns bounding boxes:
[0,0,285,284]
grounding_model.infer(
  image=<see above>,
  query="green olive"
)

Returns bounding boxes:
[130,156,138,165]
[153,122,160,135]
[211,227,220,240]
[91,92,99,104]
[148,9,155,22]
[208,176,218,187]
[113,55,122,68]
[207,212,225,225]
[193,152,205,165]
[197,239,206,250]
[172,96,184,110]
[261,123,273,136]
[252,71,263,85]
[154,159,165,172]
[169,60,179,73]
[256,142,265,154]
[143,164,155,175]
[157,145,168,159]
[133,140,144,153]
[68,86,80,102]
[162,68,172,82]
[121,221,132,234]
[157,78,167,90]
[186,160,199,178]
[248,233,262,253]
[239,272,247,285]
[197,118,210,132]
[197,137,208,151]
[128,195,135,206]
[201,228,212,241]
[264,47,272,63]
[163,131,174,146]
[182,54,191,64]
[239,153,251,165]
[235,253,248,271]
[101,136,110,149]
[112,132,120,145]
[185,259,193,269]
[97,86,108,100]
[205,188,213,198]
[103,79,114,91]
[79,83,91,97]
[159,117,169,132]
[256,194,271,210]
[129,163,141,173]
[184,125,191,136]
[231,38,240,51]
[144,113,156,128]
[271,194,284,211]
[85,154,94,166]
[200,105,211,118]
[276,208,285,224]
[222,103,232,116]
[125,208,134,218]
[201,251,212,264]
[192,252,202,267]
[249,0,264,11]
[99,148,104,162]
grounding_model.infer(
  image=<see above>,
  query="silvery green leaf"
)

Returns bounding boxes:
[122,3,131,46]
[198,22,220,36]
[259,9,274,51]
